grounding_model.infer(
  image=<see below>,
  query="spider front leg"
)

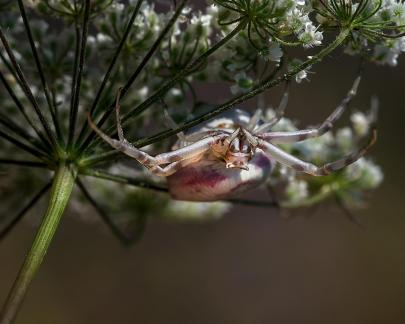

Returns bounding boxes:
[258,128,376,176]
[88,90,225,176]
[259,77,360,143]
[147,156,202,176]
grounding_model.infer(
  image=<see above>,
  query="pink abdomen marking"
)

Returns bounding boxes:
[168,152,272,201]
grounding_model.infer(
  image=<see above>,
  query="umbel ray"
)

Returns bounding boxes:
[88,76,377,202]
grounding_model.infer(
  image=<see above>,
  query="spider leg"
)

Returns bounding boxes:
[254,86,289,133]
[89,111,157,166]
[260,77,360,143]
[148,154,203,176]
[247,108,262,131]
[181,129,231,143]
[88,93,225,172]
[258,128,376,176]
[89,112,222,167]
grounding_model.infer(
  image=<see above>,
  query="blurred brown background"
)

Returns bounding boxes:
[1,42,405,323]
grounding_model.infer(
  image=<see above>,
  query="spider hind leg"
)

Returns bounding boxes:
[258,127,377,176]
[88,90,223,176]
[260,76,361,143]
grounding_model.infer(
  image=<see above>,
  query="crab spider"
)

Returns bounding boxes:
[88,77,377,201]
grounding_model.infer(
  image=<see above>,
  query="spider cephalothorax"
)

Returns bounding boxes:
[88,77,377,201]
[210,128,255,170]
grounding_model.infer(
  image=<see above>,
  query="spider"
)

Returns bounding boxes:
[88,77,377,202]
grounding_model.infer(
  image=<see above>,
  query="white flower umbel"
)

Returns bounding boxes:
[351,111,371,137]
[298,22,323,48]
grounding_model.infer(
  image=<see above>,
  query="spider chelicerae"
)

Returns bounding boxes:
[88,77,377,201]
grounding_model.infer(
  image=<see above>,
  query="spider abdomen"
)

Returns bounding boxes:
[167,151,272,201]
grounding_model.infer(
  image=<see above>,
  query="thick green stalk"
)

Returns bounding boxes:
[0,163,76,324]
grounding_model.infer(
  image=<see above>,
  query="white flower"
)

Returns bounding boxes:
[295,69,308,83]
[137,86,149,100]
[336,127,354,151]
[182,6,192,15]
[170,88,182,97]
[110,2,124,12]
[190,11,214,35]
[288,59,312,83]
[344,158,384,189]
[261,42,283,62]
[294,132,334,162]
[373,37,405,66]
[165,201,231,221]
[286,9,311,33]
[286,180,309,203]
[298,23,323,48]
[96,33,112,44]
[207,3,219,17]
[351,111,371,136]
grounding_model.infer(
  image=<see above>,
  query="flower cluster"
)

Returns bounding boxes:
[316,0,405,66]
[263,101,383,209]
[0,0,400,231]
[1,1,402,320]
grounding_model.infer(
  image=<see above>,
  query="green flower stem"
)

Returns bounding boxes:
[81,168,167,192]
[0,70,49,154]
[0,114,48,157]
[0,27,57,149]
[74,0,145,145]
[81,28,351,167]
[17,0,62,142]
[0,129,48,161]
[0,163,76,324]
[68,0,90,148]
